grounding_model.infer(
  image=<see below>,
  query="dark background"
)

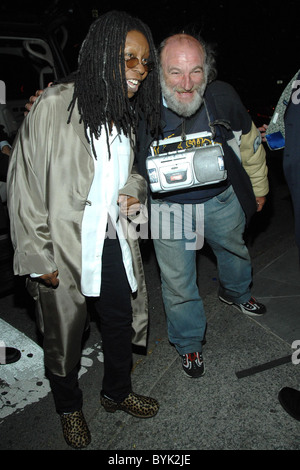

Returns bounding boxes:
[1,0,299,124]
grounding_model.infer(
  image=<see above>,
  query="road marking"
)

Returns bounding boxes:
[0,318,49,419]
[235,355,292,379]
[0,319,103,420]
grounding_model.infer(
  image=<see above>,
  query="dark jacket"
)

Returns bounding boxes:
[136,80,268,223]
[0,126,10,230]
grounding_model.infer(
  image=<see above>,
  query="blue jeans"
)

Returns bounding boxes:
[151,185,252,355]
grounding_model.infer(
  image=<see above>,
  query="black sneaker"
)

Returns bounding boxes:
[278,387,300,421]
[182,352,205,378]
[219,295,266,316]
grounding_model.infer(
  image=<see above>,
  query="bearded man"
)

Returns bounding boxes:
[136,33,269,378]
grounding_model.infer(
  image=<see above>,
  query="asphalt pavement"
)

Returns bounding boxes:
[0,149,299,454]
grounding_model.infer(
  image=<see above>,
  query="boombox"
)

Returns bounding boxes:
[146,132,227,193]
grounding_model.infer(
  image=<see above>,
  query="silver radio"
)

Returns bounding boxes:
[146,132,227,193]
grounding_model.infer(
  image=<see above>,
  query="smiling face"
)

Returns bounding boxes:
[160,35,207,117]
[124,30,150,99]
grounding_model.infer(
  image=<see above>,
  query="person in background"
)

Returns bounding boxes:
[0,125,21,365]
[259,71,300,422]
[260,70,300,258]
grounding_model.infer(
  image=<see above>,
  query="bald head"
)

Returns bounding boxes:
[160,34,205,65]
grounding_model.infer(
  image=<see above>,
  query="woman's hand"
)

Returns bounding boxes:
[118,195,141,216]
[38,270,59,287]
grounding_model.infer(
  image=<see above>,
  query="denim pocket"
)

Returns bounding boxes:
[214,185,234,205]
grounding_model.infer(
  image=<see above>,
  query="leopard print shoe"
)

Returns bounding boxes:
[100,391,159,418]
[60,410,91,449]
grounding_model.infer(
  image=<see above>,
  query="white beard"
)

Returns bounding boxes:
[161,73,207,118]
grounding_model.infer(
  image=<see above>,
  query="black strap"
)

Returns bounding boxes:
[204,88,257,223]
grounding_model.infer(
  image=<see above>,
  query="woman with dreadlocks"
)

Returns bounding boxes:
[8,11,161,449]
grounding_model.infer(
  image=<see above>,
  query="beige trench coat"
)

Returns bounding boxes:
[7,83,148,376]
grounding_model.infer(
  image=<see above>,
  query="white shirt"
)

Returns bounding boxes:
[80,126,137,296]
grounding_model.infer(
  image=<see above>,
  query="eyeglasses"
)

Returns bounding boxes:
[125,57,154,72]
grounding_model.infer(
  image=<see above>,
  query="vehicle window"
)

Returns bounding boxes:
[0,37,56,131]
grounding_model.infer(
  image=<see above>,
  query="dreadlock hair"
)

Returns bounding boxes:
[67,10,161,158]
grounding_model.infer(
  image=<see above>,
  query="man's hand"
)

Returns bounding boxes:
[38,270,59,288]
[24,82,52,115]
[118,195,141,216]
[24,89,44,115]
[1,145,10,156]
[258,124,268,143]
[256,196,266,212]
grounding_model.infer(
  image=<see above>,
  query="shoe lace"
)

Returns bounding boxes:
[187,352,197,362]
[243,297,258,308]
[184,352,202,364]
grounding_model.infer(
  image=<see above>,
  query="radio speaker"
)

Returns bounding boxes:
[193,146,226,184]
